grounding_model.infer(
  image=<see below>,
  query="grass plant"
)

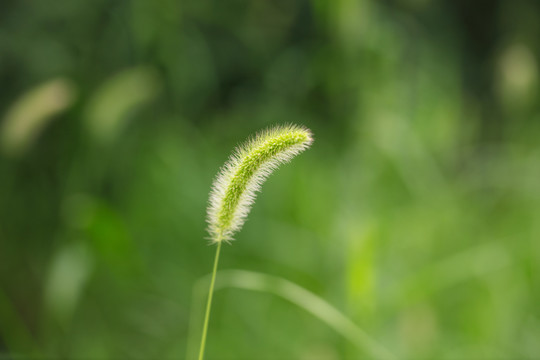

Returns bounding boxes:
[198,125,313,360]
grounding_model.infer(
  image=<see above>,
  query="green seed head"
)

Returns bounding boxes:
[207,124,313,243]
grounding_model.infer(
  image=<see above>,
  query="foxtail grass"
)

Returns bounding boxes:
[198,124,313,360]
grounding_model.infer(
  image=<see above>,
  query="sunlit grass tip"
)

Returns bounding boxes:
[207,124,313,243]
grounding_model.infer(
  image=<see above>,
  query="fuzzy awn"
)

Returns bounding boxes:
[207,124,313,243]
[198,125,313,360]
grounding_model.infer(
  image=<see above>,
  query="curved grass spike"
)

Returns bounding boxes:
[207,124,313,243]
[198,124,313,360]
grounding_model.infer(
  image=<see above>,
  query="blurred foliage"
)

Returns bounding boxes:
[1,0,540,359]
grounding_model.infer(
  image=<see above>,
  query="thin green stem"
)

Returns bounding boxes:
[198,240,222,360]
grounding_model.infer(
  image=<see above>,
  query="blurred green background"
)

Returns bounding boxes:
[1,0,540,359]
